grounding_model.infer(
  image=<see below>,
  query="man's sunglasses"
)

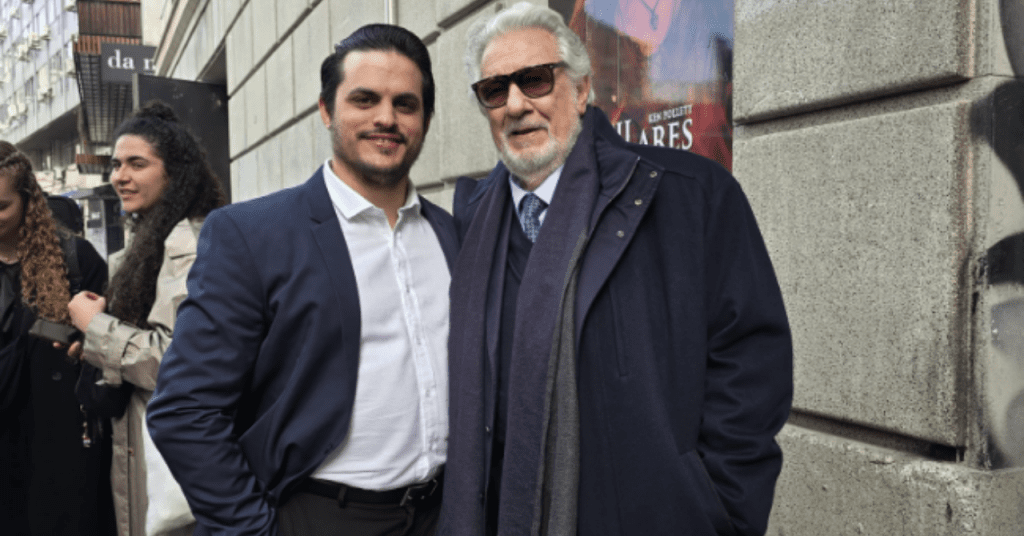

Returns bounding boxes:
[471,62,568,109]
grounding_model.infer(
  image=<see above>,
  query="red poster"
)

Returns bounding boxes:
[567,0,733,170]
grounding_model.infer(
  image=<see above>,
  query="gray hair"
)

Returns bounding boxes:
[464,2,595,105]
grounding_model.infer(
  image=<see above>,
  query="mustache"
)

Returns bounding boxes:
[358,127,407,144]
[504,121,548,136]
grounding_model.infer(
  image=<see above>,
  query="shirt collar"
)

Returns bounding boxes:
[322,159,421,221]
[508,165,563,211]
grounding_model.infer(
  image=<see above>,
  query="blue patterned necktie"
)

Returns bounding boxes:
[519,193,547,243]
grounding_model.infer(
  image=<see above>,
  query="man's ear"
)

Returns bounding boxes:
[576,75,591,115]
[318,97,332,127]
[423,114,432,137]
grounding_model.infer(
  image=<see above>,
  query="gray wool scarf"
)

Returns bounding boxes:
[446,108,605,536]
[534,228,587,536]
[503,120,600,534]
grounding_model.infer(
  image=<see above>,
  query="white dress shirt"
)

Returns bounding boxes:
[312,161,449,491]
[509,165,563,229]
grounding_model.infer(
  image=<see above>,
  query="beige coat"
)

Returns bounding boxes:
[82,218,203,536]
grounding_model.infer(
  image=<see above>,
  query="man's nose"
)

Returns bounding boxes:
[505,83,533,116]
[374,103,398,128]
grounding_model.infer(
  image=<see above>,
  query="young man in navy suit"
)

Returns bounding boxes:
[441,3,792,536]
[148,25,456,536]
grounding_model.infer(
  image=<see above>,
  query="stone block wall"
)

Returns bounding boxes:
[735,0,1024,532]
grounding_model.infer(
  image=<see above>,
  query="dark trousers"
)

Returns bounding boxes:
[278,490,440,536]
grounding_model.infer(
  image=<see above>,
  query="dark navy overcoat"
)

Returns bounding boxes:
[442,107,793,536]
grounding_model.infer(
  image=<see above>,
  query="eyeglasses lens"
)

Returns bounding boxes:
[518,66,553,98]
[478,80,508,108]
[474,64,558,108]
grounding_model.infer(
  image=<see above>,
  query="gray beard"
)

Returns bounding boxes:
[500,115,583,187]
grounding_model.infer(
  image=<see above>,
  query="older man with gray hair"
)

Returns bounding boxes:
[441,3,793,536]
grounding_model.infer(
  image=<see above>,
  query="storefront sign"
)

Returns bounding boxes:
[100,43,156,84]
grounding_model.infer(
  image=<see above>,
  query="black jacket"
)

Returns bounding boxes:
[0,236,113,535]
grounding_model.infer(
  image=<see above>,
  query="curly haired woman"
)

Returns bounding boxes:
[67,101,226,536]
[0,141,113,535]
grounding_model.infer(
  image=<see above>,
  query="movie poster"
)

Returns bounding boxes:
[560,0,733,170]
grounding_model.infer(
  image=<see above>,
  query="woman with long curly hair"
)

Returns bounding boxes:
[0,140,114,535]
[68,100,226,536]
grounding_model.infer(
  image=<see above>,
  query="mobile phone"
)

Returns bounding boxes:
[28,318,83,345]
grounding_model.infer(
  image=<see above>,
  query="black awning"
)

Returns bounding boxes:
[74,35,137,147]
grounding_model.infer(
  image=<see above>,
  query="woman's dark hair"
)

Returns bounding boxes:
[0,141,71,322]
[106,100,226,328]
[319,24,435,125]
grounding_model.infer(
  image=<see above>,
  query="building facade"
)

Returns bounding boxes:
[0,0,83,192]
[148,0,1024,533]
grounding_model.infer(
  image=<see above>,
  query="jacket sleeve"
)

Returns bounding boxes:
[699,172,793,536]
[146,210,278,536]
[80,223,196,391]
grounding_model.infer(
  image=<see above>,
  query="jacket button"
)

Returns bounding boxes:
[52,371,62,381]
[127,447,134,456]
[649,170,658,178]
[616,230,625,238]
[634,198,643,206]
[485,426,491,434]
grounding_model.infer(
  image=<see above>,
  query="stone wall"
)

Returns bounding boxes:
[734,0,1024,532]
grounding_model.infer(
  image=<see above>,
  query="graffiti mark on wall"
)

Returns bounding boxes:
[977,0,1024,468]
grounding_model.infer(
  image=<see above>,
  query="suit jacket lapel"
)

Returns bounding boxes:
[305,169,362,361]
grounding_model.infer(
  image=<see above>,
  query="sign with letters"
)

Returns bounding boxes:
[100,43,157,84]
[564,0,734,170]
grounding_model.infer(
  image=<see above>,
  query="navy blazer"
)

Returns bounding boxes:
[443,107,792,536]
[147,168,458,536]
